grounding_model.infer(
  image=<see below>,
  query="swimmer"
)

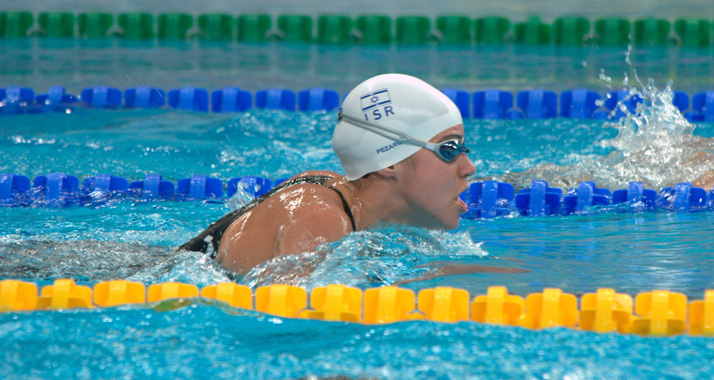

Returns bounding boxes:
[180,74,525,277]
[491,119,714,192]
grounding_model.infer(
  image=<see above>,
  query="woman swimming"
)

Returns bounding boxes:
[181,74,524,277]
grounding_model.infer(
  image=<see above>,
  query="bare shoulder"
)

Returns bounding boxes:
[270,183,353,231]
[271,187,355,257]
[217,180,352,272]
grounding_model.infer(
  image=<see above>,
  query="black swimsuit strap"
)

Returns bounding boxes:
[324,184,357,231]
[178,175,356,257]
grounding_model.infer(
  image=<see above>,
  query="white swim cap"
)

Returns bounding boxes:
[332,73,463,180]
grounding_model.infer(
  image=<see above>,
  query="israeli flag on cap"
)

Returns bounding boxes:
[360,89,391,112]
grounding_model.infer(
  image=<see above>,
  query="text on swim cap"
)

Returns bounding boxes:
[360,88,395,121]
[376,141,402,154]
[364,106,394,121]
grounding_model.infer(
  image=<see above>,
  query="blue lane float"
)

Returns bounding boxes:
[81,174,130,204]
[461,181,514,219]
[168,87,209,112]
[612,181,657,209]
[0,86,35,115]
[516,90,558,119]
[656,182,708,212]
[211,87,252,113]
[32,172,81,207]
[560,89,601,118]
[82,174,130,194]
[563,181,612,215]
[298,87,340,112]
[0,174,31,206]
[227,176,273,198]
[689,91,714,122]
[36,86,78,105]
[80,86,122,108]
[177,175,223,199]
[30,86,78,113]
[672,91,689,113]
[128,173,176,200]
[256,88,296,111]
[125,87,166,109]
[515,180,563,216]
[472,89,518,119]
[0,87,34,103]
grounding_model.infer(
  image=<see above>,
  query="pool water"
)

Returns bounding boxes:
[2,41,714,378]
[3,303,714,379]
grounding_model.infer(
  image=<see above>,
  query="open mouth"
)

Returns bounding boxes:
[457,196,468,213]
[456,185,469,212]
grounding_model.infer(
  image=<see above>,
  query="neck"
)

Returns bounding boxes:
[343,176,414,230]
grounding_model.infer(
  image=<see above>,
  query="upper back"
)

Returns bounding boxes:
[215,171,355,273]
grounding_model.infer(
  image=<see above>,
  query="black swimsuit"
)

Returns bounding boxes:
[178,175,356,258]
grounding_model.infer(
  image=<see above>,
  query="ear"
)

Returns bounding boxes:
[374,165,398,179]
[376,157,415,179]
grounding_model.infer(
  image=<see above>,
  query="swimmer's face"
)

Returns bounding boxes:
[396,124,475,230]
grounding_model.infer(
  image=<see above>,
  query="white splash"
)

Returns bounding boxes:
[593,80,714,190]
[497,77,714,191]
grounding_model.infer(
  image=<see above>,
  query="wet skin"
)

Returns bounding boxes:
[217,125,527,277]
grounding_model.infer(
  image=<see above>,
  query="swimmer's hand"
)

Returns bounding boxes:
[395,262,529,285]
[434,262,529,274]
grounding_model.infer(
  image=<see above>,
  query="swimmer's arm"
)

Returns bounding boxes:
[692,170,714,191]
[395,262,529,285]
[682,151,714,190]
[429,262,529,275]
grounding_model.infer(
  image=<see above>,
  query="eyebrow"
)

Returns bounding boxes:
[439,134,465,142]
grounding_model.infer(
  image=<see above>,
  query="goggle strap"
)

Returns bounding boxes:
[339,112,427,149]
[340,112,468,162]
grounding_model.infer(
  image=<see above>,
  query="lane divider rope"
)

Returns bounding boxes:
[1,11,711,48]
[2,279,712,337]
[3,85,714,122]
[2,173,713,217]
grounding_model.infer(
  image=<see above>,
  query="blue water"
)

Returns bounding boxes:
[3,304,714,380]
[2,40,714,378]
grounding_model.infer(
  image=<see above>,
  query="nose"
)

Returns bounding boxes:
[458,153,476,178]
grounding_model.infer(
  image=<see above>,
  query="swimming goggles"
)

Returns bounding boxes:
[338,111,470,163]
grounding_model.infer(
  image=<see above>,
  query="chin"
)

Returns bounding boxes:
[444,221,460,230]
[420,210,461,230]
[437,216,461,231]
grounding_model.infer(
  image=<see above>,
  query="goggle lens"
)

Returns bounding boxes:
[436,140,469,162]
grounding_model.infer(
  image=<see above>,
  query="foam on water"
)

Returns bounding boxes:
[240,226,489,290]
